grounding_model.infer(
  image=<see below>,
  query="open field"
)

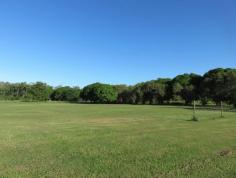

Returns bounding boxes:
[0,102,236,178]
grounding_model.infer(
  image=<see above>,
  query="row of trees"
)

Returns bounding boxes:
[0,82,53,101]
[0,82,80,102]
[80,68,236,107]
[0,68,235,107]
[114,68,236,107]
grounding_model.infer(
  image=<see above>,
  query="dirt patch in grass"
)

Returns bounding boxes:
[217,149,233,157]
[15,165,28,172]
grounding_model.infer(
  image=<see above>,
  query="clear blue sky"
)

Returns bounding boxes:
[0,0,235,87]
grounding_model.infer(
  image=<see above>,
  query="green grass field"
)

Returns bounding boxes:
[0,102,235,178]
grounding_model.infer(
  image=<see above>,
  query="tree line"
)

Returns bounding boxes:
[0,68,235,107]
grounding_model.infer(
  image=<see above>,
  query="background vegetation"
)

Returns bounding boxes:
[0,68,235,107]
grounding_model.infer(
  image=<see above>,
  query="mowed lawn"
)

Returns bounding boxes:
[0,102,236,178]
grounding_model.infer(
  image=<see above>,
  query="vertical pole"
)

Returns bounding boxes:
[220,101,223,118]
[193,100,196,117]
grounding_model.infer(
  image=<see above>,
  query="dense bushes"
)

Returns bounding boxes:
[0,68,236,107]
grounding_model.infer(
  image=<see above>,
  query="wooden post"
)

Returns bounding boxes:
[193,100,196,117]
[220,101,223,118]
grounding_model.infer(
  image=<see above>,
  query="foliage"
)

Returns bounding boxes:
[172,74,201,105]
[0,68,235,106]
[0,82,52,101]
[51,86,80,102]
[26,82,53,101]
[201,68,236,105]
[81,83,118,103]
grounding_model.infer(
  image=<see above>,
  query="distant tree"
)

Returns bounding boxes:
[0,82,10,99]
[133,83,145,104]
[232,91,236,108]
[172,82,183,101]
[0,68,235,106]
[172,74,201,104]
[81,83,118,103]
[130,79,171,105]
[155,78,172,104]
[223,69,236,107]
[141,82,154,104]
[26,82,53,101]
[51,86,80,102]
[231,86,236,108]
[65,87,80,102]
[114,85,135,104]
[202,68,236,105]
[18,83,30,99]
[113,85,128,94]
[141,81,165,104]
[0,82,30,100]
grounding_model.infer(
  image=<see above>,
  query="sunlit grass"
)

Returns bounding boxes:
[0,102,235,177]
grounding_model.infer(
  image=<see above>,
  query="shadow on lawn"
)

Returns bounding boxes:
[53,101,236,113]
[183,106,236,113]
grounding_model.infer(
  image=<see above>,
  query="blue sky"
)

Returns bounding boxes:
[0,0,235,87]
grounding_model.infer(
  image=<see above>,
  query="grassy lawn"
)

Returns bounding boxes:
[0,102,235,178]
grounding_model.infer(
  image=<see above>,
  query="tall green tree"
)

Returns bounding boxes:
[222,69,236,107]
[172,74,202,104]
[26,82,53,101]
[81,83,118,103]
[202,68,236,105]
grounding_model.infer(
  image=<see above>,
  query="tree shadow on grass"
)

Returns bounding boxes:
[183,106,236,113]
